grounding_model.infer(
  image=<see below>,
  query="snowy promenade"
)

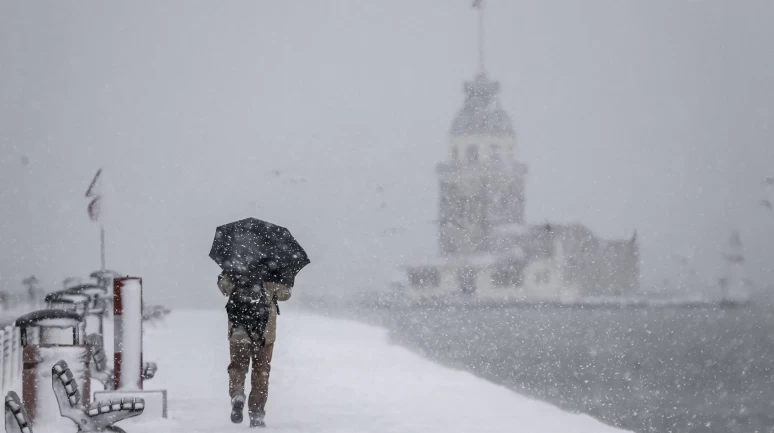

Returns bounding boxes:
[130,309,626,433]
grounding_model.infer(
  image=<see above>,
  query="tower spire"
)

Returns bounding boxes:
[473,0,486,74]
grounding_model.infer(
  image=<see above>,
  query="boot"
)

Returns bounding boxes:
[230,395,246,424]
[249,409,266,428]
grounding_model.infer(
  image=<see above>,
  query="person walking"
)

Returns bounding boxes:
[218,271,292,428]
[209,218,310,428]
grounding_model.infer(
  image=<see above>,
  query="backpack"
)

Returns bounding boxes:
[225,283,275,345]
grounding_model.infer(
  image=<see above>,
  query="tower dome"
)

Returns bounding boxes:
[450,73,514,137]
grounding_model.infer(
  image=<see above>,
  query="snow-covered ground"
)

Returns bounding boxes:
[127,309,626,433]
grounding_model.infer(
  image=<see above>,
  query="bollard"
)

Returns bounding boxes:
[89,270,123,321]
[15,309,90,432]
[44,292,89,316]
[94,277,167,422]
[85,334,113,391]
[113,278,142,391]
[44,292,89,345]
[89,270,122,304]
[89,270,122,291]
[64,285,107,339]
[56,287,112,391]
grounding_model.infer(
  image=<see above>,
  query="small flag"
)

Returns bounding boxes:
[85,168,103,198]
[86,169,103,222]
[88,196,102,222]
[473,0,483,8]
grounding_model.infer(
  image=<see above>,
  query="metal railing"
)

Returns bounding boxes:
[0,325,23,398]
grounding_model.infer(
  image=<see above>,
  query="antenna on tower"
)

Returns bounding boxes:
[473,0,486,74]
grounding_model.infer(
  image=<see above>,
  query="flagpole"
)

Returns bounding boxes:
[100,225,106,271]
[86,168,106,271]
[477,0,486,74]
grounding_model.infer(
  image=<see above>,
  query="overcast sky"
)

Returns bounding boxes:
[1,0,773,307]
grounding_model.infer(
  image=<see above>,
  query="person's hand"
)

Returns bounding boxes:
[218,274,234,297]
[265,282,291,301]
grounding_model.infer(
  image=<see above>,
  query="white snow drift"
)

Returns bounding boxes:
[123,309,627,433]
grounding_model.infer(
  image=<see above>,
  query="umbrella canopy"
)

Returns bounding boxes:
[209,218,310,288]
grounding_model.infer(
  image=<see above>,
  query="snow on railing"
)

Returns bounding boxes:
[0,326,23,399]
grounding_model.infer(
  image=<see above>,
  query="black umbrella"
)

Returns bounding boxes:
[209,218,310,288]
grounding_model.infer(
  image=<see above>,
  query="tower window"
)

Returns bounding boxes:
[492,260,525,288]
[466,144,479,163]
[458,267,477,294]
[536,269,550,285]
[490,144,501,161]
[499,195,509,212]
[408,267,440,288]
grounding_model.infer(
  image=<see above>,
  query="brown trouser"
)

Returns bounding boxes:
[228,326,274,414]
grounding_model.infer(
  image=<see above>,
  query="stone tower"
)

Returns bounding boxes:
[437,73,527,256]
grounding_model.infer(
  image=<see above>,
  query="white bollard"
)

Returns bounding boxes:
[94,277,167,421]
[114,277,143,391]
[66,285,107,337]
